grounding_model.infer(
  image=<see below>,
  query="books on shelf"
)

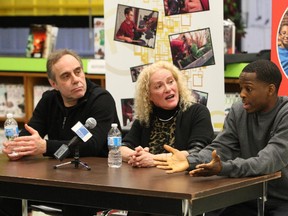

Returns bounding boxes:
[26,24,59,58]
[0,128,4,152]
[94,18,105,59]
[225,92,240,116]
[0,84,25,118]
[34,85,53,108]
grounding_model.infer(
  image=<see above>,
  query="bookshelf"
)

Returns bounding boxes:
[0,57,105,126]
[0,0,103,16]
[224,51,271,93]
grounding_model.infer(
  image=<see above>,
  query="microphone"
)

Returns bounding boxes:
[54,117,97,161]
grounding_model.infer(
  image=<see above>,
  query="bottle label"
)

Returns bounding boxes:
[5,126,19,140]
[108,136,122,148]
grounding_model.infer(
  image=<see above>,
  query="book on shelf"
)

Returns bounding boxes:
[224,92,240,116]
[34,85,53,108]
[94,18,105,59]
[0,84,25,118]
[0,128,4,152]
[26,24,59,58]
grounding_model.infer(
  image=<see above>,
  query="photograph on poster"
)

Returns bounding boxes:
[163,0,210,16]
[121,98,135,128]
[191,89,208,106]
[130,63,152,82]
[169,28,215,70]
[114,4,158,48]
[277,9,288,77]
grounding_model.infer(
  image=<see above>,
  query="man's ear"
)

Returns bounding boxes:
[48,78,58,90]
[268,84,276,96]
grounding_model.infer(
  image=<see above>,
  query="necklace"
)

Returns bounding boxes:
[158,110,179,122]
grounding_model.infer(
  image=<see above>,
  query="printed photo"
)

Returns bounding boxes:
[114,4,158,48]
[169,28,215,70]
[191,89,208,106]
[130,63,152,82]
[121,98,135,128]
[277,8,288,77]
[163,0,210,16]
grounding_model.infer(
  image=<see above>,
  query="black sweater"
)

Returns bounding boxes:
[123,103,214,153]
[20,79,120,158]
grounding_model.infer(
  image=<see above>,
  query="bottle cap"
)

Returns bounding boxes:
[111,123,118,128]
[6,113,13,119]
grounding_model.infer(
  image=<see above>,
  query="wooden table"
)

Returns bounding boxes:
[0,155,281,215]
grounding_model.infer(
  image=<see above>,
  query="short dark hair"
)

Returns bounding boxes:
[46,49,83,81]
[242,59,282,92]
[124,7,133,15]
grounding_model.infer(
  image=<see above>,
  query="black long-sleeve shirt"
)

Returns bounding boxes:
[20,79,120,158]
[122,103,214,153]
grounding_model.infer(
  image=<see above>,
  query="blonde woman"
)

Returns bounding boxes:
[120,61,214,167]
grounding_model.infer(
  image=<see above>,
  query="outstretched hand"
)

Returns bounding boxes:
[153,144,189,174]
[189,150,222,177]
[2,124,46,161]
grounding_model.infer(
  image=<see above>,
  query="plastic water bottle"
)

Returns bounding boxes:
[4,113,19,140]
[4,113,19,156]
[107,123,122,168]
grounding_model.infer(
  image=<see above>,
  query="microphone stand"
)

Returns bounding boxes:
[54,145,91,170]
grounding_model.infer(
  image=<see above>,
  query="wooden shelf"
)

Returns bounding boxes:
[0,71,105,125]
[225,78,240,93]
[0,0,103,16]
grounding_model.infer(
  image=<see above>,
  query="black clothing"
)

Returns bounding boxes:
[123,103,214,154]
[20,79,121,158]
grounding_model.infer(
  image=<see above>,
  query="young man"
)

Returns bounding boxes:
[2,49,121,215]
[154,59,288,216]
[115,7,147,45]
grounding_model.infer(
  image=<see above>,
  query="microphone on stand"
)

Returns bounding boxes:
[54,117,97,161]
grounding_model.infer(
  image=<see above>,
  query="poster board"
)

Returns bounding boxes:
[271,0,288,95]
[105,0,225,131]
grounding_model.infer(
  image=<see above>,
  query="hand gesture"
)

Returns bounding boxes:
[154,144,189,173]
[189,150,222,177]
[2,124,46,160]
[128,146,154,168]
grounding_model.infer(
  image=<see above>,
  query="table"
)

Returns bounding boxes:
[0,154,281,216]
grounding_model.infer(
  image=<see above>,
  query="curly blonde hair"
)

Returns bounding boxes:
[134,61,193,126]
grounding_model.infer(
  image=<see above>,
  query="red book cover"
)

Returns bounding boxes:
[26,24,47,58]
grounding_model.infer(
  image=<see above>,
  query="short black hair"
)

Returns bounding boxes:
[242,59,282,92]
[124,7,133,15]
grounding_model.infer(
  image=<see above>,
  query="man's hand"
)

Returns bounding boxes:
[154,144,189,174]
[2,124,46,160]
[189,150,222,177]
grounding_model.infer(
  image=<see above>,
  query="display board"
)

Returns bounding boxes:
[271,0,288,95]
[105,0,225,131]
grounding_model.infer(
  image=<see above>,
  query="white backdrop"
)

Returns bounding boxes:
[104,0,225,131]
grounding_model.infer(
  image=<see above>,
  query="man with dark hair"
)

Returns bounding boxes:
[2,49,121,216]
[154,59,288,216]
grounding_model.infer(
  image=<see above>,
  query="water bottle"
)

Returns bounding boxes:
[4,113,19,140]
[107,123,122,168]
[4,113,19,156]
